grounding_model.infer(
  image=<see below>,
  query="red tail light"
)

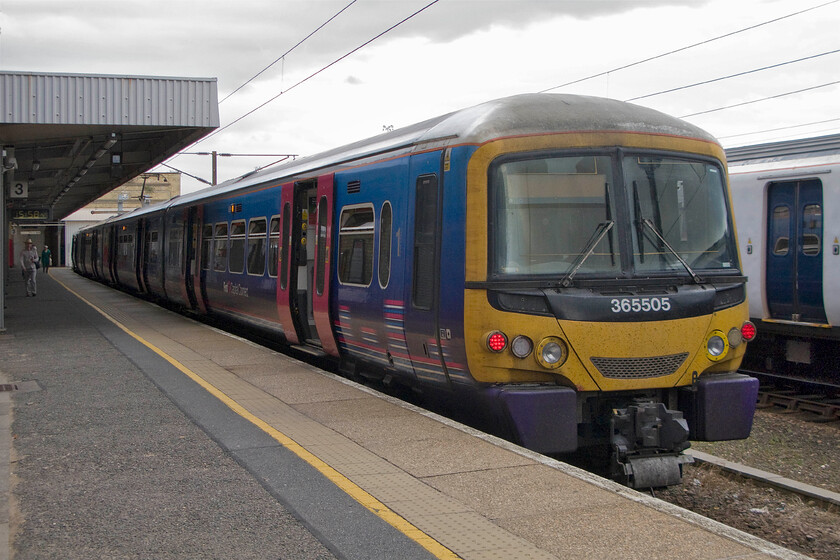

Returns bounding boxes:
[740,321,757,341]
[487,331,508,352]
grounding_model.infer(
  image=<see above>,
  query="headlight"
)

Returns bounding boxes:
[705,330,729,362]
[727,327,742,348]
[536,337,568,369]
[510,335,533,359]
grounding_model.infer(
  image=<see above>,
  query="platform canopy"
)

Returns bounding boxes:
[0,71,219,220]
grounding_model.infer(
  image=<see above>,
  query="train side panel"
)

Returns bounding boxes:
[437,146,472,386]
[199,186,285,331]
[332,157,417,381]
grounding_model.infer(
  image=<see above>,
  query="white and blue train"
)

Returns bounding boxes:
[728,133,840,382]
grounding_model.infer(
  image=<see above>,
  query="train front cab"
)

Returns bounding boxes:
[463,132,758,488]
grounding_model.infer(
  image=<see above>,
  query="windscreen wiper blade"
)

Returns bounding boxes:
[641,218,703,284]
[561,221,614,288]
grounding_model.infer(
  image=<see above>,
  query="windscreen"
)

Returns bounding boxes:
[625,156,734,273]
[489,151,737,280]
[491,155,619,276]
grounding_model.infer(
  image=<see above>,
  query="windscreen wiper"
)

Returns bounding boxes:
[561,221,614,288]
[640,218,703,284]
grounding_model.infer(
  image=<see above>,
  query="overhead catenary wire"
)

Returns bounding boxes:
[717,117,840,140]
[195,0,440,146]
[539,0,839,94]
[679,80,840,118]
[624,48,840,102]
[219,0,359,104]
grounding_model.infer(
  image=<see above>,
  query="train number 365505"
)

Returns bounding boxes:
[610,297,672,313]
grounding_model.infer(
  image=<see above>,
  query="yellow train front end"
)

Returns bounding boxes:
[464,130,758,488]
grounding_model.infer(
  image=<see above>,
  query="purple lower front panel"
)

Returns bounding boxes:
[679,373,759,441]
[486,386,578,454]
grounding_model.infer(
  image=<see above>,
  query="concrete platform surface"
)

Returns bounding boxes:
[0,269,813,560]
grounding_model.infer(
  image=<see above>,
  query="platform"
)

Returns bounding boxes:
[0,269,811,559]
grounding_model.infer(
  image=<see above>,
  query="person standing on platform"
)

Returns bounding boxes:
[20,239,38,297]
[41,245,51,275]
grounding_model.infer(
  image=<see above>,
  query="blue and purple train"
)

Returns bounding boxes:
[73,94,759,488]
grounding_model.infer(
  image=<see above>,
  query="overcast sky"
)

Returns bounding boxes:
[1,0,838,192]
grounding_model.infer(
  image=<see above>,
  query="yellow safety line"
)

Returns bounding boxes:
[55,275,460,560]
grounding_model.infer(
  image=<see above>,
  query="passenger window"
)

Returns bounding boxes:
[247,218,267,275]
[316,197,328,296]
[268,216,280,278]
[229,220,247,273]
[413,174,438,309]
[338,205,375,286]
[201,224,213,271]
[148,230,160,265]
[802,204,822,256]
[378,201,392,289]
[213,223,228,271]
[771,206,790,257]
[167,225,183,269]
[802,234,820,256]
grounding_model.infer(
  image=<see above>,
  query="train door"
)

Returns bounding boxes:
[277,182,300,344]
[276,180,323,347]
[312,174,339,356]
[766,179,827,323]
[186,206,205,312]
[402,153,451,385]
[91,230,100,279]
[290,180,320,345]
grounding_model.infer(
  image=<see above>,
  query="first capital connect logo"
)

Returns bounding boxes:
[223,281,249,297]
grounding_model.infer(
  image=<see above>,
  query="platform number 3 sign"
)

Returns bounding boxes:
[10,180,28,199]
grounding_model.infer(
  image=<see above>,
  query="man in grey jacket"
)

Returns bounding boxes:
[19,239,38,297]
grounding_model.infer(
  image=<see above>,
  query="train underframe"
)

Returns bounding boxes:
[486,373,759,488]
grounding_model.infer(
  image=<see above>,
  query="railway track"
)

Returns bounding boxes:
[742,369,840,423]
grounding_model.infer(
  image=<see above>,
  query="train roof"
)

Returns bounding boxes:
[726,133,840,169]
[103,93,721,221]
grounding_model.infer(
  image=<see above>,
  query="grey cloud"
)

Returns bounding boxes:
[0,0,705,89]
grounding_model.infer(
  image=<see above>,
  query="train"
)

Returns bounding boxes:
[72,93,759,488]
[727,133,840,384]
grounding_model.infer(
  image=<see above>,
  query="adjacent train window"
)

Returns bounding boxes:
[378,201,392,289]
[201,224,213,271]
[247,218,267,276]
[338,205,375,286]
[413,175,438,309]
[268,216,280,278]
[213,223,228,271]
[280,204,291,289]
[802,204,822,256]
[771,206,790,256]
[316,197,328,296]
[228,221,247,274]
